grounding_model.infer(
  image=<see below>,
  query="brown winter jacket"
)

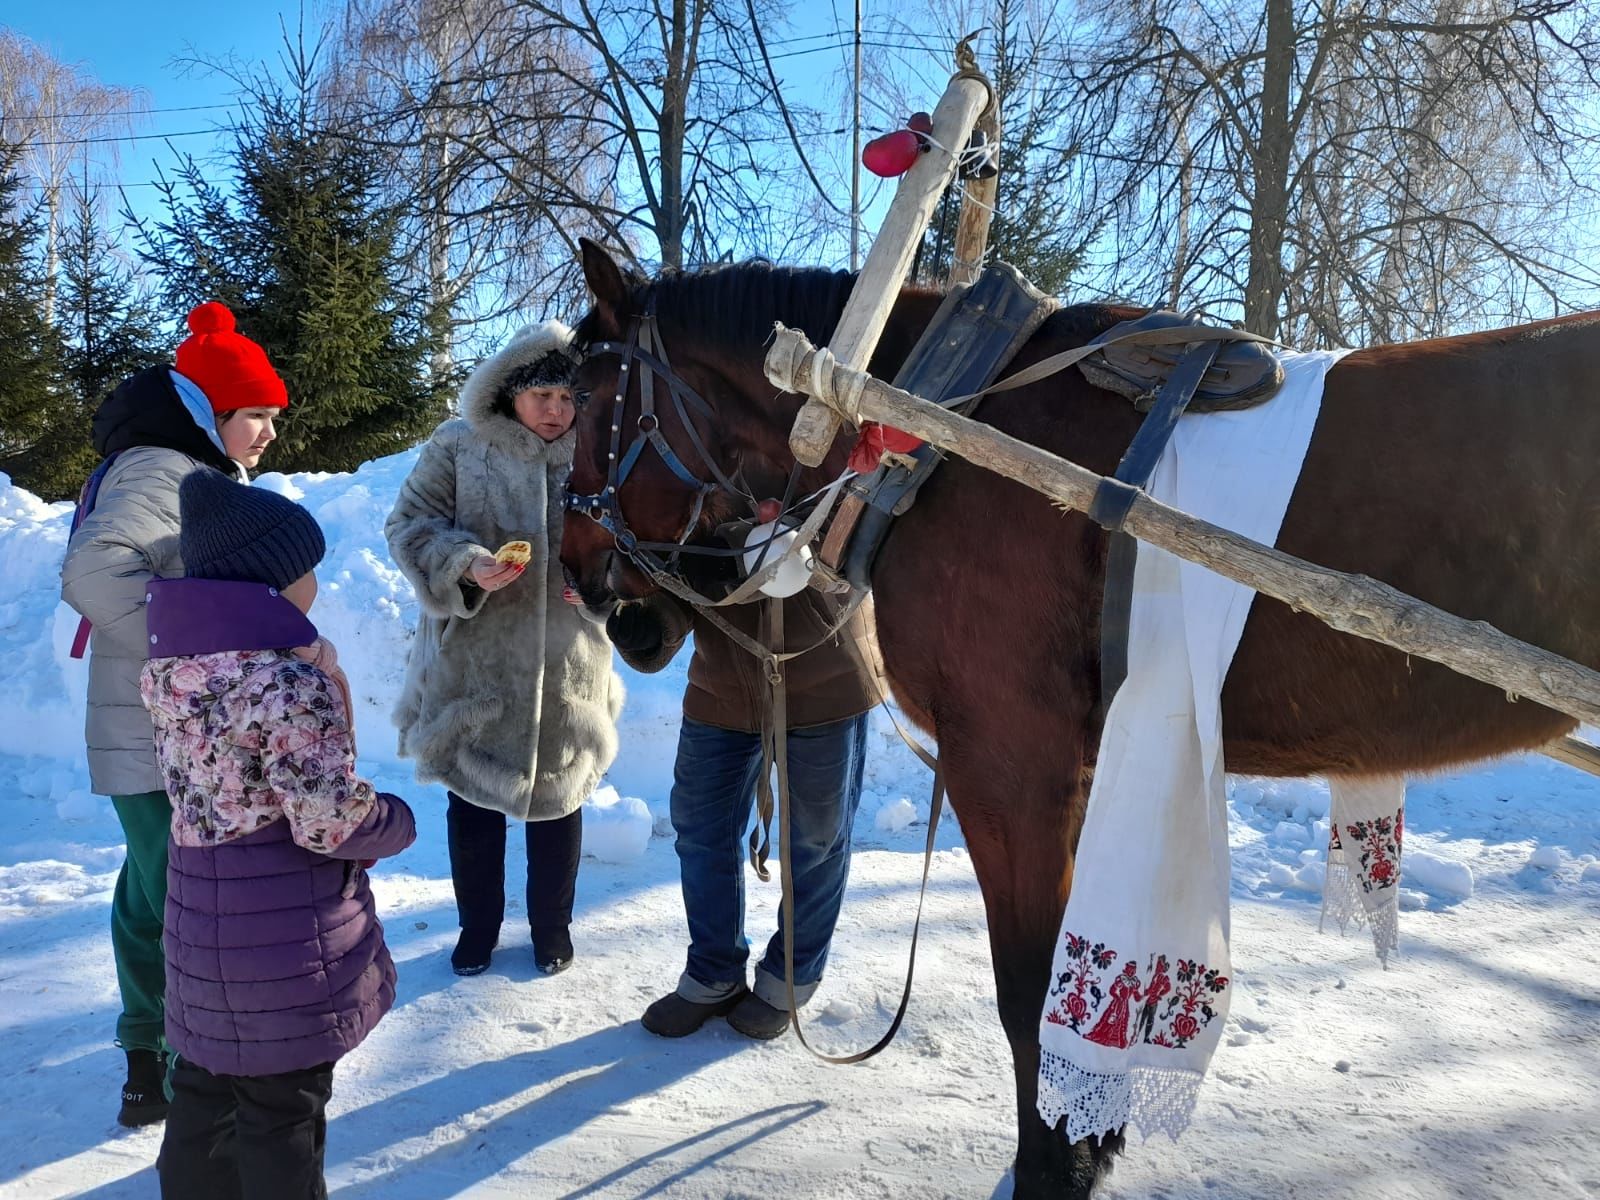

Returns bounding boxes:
[614,589,880,733]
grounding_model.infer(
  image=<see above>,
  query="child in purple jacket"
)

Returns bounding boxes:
[140,469,416,1200]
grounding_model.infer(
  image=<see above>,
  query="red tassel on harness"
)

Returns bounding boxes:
[848,422,925,474]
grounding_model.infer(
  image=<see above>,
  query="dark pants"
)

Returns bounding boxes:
[670,713,868,1007]
[158,1057,334,1200]
[446,792,582,934]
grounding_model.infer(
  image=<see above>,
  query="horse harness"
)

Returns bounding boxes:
[814,265,1284,715]
[564,301,749,573]
[564,273,1285,1062]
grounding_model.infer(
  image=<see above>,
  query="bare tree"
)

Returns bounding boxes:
[1057,0,1600,344]
[325,0,612,365]
[0,30,146,323]
[507,0,835,270]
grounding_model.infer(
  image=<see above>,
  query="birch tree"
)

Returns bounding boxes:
[1056,0,1600,344]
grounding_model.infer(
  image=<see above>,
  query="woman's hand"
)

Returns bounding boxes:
[468,555,524,592]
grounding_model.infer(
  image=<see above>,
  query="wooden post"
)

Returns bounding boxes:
[1544,735,1600,778]
[765,325,1600,728]
[787,69,991,467]
[947,88,998,288]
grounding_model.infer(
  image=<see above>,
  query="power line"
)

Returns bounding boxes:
[9,102,236,124]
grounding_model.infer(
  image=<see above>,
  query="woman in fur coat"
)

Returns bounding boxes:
[386,321,622,976]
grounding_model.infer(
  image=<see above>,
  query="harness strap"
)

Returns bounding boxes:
[1093,339,1225,719]
[772,593,948,1064]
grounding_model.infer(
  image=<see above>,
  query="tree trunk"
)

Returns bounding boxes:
[655,0,691,268]
[1243,0,1295,337]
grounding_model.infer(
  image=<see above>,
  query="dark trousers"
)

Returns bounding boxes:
[446,792,582,934]
[158,1057,334,1200]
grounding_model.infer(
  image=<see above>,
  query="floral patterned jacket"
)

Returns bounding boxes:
[141,647,378,851]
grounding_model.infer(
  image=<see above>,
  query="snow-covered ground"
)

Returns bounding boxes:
[1,459,1597,1199]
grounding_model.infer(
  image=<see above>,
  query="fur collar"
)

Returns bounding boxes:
[459,321,577,464]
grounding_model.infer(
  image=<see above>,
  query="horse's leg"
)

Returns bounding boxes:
[940,729,1122,1199]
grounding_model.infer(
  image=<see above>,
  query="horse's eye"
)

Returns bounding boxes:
[574,388,592,410]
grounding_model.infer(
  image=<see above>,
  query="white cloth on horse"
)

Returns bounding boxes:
[1321,775,1406,962]
[1036,348,1351,1143]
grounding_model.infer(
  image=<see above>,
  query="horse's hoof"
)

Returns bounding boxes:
[1012,1128,1125,1200]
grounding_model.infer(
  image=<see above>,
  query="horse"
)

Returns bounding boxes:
[557,238,1600,1198]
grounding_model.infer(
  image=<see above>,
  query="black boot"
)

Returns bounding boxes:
[118,1048,169,1127]
[451,927,499,976]
[640,985,749,1038]
[532,926,574,975]
[727,993,791,1041]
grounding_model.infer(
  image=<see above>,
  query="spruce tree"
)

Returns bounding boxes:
[38,191,168,495]
[0,141,72,499]
[135,43,450,473]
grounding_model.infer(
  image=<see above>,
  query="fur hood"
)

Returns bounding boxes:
[458,320,580,462]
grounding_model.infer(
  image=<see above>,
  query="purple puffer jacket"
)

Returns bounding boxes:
[141,578,417,1077]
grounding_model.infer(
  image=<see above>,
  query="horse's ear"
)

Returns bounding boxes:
[579,238,630,329]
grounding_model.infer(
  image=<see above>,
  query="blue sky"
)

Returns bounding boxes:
[7,2,943,267]
[11,1,307,224]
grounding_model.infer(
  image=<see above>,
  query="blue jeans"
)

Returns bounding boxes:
[670,713,868,1008]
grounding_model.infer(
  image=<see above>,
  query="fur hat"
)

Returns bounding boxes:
[499,347,578,403]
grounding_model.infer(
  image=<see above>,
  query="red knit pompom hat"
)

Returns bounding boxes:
[174,301,289,414]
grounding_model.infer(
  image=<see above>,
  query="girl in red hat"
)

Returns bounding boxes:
[60,300,290,1126]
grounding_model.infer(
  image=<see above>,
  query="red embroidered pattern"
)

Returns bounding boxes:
[1346,809,1402,891]
[1046,938,1228,1049]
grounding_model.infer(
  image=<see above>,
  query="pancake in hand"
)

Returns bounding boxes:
[494,540,533,566]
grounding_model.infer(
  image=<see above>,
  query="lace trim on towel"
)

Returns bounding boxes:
[1320,859,1399,965]
[1037,1050,1204,1142]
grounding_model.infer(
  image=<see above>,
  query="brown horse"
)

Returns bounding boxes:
[558,239,1600,1198]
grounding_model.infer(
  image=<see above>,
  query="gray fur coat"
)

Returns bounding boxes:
[385,322,622,820]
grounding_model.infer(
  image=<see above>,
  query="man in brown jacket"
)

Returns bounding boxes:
[607,588,877,1039]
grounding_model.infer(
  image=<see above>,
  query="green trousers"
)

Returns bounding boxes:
[110,791,170,1053]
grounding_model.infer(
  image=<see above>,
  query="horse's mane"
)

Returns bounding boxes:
[572,255,1137,360]
[573,259,873,353]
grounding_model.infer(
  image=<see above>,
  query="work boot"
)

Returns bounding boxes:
[451,928,499,976]
[117,1048,169,1127]
[727,993,791,1041]
[640,985,749,1038]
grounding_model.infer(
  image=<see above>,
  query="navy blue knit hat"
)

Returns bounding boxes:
[178,470,326,591]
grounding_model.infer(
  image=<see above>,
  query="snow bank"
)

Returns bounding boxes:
[0,474,86,762]
[1404,848,1476,900]
[582,785,653,863]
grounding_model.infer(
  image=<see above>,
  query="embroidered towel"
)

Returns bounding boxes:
[1037,349,1350,1142]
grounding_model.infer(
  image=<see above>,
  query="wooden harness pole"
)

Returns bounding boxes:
[788,59,992,467]
[765,326,1600,730]
[946,37,998,289]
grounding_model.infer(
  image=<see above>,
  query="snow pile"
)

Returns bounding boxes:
[874,796,920,833]
[581,785,653,863]
[0,474,87,762]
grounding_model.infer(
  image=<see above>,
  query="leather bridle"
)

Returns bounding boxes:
[563,302,764,577]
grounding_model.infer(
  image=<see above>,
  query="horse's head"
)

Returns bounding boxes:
[559,238,867,610]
